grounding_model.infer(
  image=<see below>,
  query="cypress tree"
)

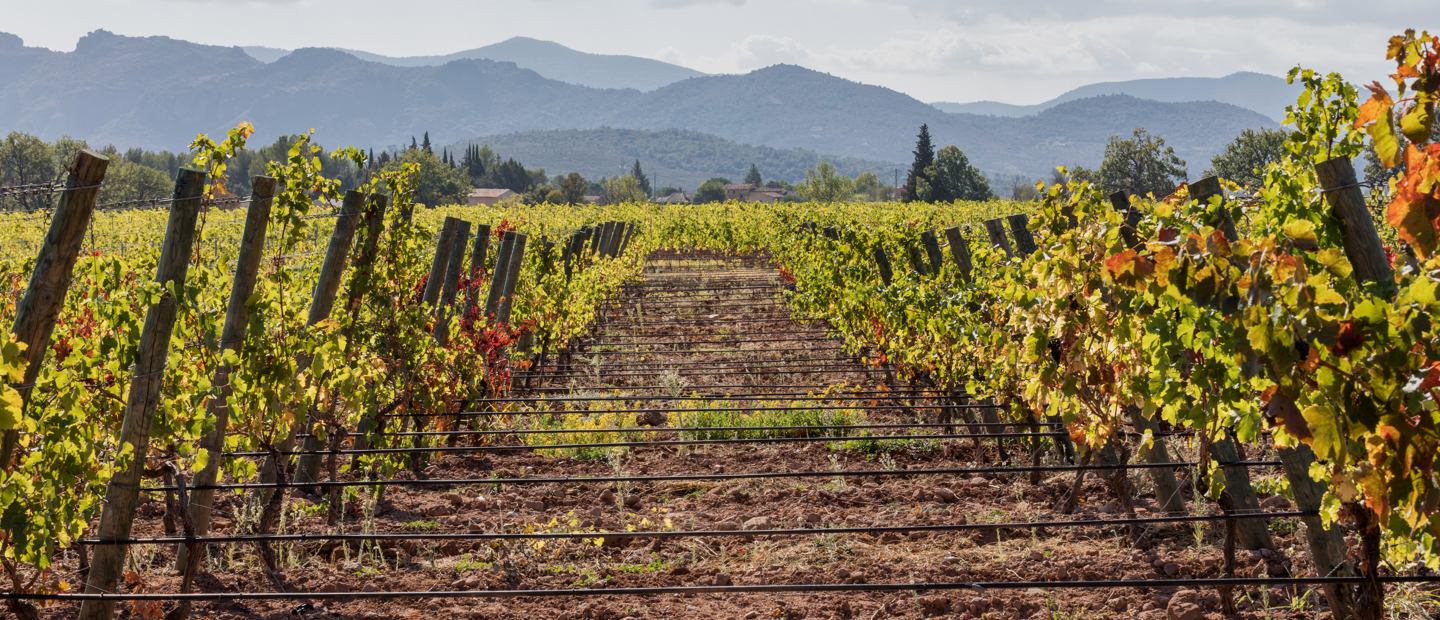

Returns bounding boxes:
[631,159,652,197]
[903,124,935,203]
[422,132,433,154]
[744,164,762,187]
[410,136,418,151]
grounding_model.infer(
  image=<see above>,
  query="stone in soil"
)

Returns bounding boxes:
[742,516,772,530]
[1166,589,1203,620]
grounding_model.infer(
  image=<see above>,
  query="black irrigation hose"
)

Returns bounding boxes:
[524,366,869,379]
[385,403,1004,418]
[150,461,1283,492]
[81,510,1321,546]
[223,431,1065,457]
[524,383,937,392]
[297,421,1069,439]
[468,391,957,403]
[7,577,1434,601]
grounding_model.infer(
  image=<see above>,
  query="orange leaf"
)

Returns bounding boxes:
[1355,83,1395,128]
[1266,392,1311,442]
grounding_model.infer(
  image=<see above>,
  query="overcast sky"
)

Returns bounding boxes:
[2,0,1420,104]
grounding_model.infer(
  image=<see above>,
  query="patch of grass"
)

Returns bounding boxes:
[833,431,941,457]
[455,554,493,572]
[517,408,656,459]
[678,400,865,440]
[402,520,442,530]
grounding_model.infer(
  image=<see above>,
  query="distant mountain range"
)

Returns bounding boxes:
[0,30,1279,178]
[932,72,1302,123]
[243,37,708,92]
[453,128,902,190]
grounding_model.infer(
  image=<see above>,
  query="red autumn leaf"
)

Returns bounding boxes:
[1386,144,1440,258]
[1266,392,1311,442]
[1332,321,1365,356]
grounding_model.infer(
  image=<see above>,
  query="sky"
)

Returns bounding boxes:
[0,0,1421,104]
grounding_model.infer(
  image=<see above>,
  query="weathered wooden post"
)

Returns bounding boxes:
[1108,191,1142,250]
[872,244,893,286]
[434,219,471,343]
[421,217,459,306]
[982,218,1013,258]
[178,176,276,570]
[463,223,492,313]
[0,150,108,467]
[1006,214,1037,256]
[290,191,367,489]
[483,231,517,320]
[942,226,973,284]
[496,233,529,326]
[1190,176,1238,242]
[80,167,206,620]
[920,231,944,275]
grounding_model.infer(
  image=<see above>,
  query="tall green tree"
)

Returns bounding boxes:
[605,175,648,204]
[799,161,855,203]
[630,159,652,197]
[0,131,57,211]
[421,132,432,154]
[559,172,588,205]
[382,147,470,206]
[1097,128,1188,198]
[744,164,763,186]
[96,160,171,205]
[924,146,992,202]
[693,178,729,204]
[903,124,935,203]
[1206,128,1287,189]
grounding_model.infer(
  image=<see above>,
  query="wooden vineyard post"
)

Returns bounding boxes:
[1124,406,1185,514]
[1108,191,1142,250]
[1308,154,1396,619]
[422,217,459,306]
[982,218,1013,258]
[564,230,584,281]
[0,149,108,467]
[177,176,276,571]
[273,191,365,491]
[1208,430,1274,550]
[942,226,973,283]
[1190,176,1238,242]
[1006,214,1037,256]
[619,222,637,255]
[484,231,518,320]
[434,219,472,343]
[872,244,893,286]
[1279,441,1357,619]
[588,223,605,256]
[906,244,928,276]
[1317,156,1395,297]
[79,167,207,620]
[465,223,492,312]
[342,194,391,453]
[496,233,529,326]
[920,230,944,275]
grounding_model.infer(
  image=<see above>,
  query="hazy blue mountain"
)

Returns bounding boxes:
[242,36,709,92]
[932,72,1302,122]
[453,128,903,190]
[1,31,1277,177]
[240,45,292,63]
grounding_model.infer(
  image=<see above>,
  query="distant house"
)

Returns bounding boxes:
[723,183,790,203]
[583,195,602,204]
[656,191,691,204]
[467,188,515,206]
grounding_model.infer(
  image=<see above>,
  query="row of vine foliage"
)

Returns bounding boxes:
[0,126,644,593]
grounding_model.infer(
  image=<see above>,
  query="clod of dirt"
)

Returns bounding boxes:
[714,522,739,531]
[1261,494,1293,509]
[742,516,772,530]
[918,596,951,615]
[877,532,903,544]
[713,573,732,586]
[635,410,668,426]
[599,490,616,502]
[670,566,690,576]
[932,487,957,502]
[524,500,545,511]
[967,476,988,486]
[441,493,464,505]
[1162,562,1179,576]
[623,495,641,508]
[802,513,822,524]
[832,568,850,579]
[1166,589,1203,620]
[967,597,991,615]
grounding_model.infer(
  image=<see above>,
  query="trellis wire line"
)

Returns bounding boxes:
[386,403,1007,419]
[294,424,1192,440]
[225,431,1063,457]
[460,391,963,403]
[6,576,1431,601]
[146,461,1283,492]
[81,510,1320,546]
